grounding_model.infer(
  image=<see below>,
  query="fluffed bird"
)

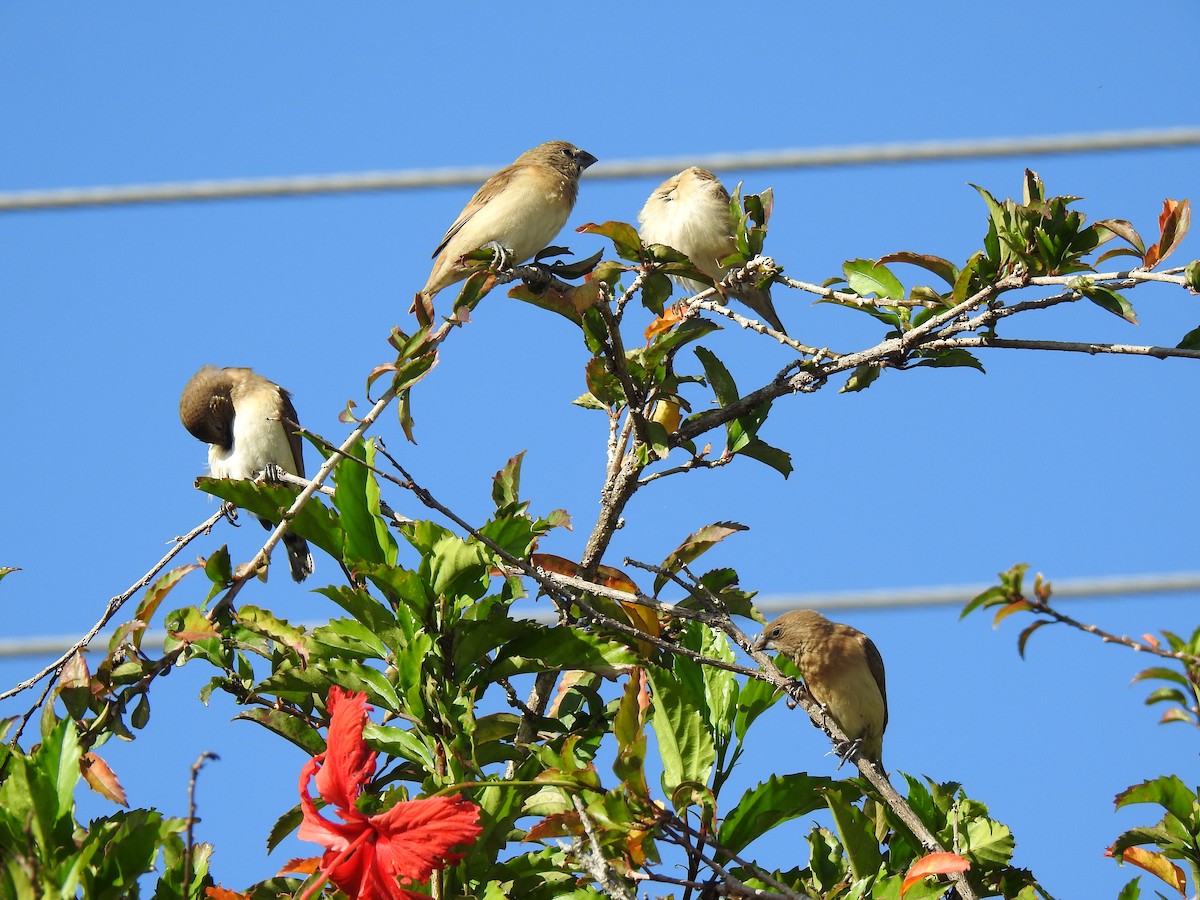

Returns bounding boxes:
[638,166,787,334]
[179,365,314,583]
[753,609,887,764]
[415,140,598,316]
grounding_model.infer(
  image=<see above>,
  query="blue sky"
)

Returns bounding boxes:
[1,2,1198,896]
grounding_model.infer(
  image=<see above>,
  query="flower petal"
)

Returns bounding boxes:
[316,687,378,809]
[368,794,483,883]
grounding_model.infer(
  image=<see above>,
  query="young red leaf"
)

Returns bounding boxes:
[902,852,971,897]
[1143,199,1191,269]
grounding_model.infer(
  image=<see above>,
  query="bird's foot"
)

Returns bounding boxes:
[261,462,284,484]
[220,501,240,527]
[833,737,863,770]
[482,240,512,272]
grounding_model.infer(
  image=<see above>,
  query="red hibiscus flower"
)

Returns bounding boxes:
[297,687,482,900]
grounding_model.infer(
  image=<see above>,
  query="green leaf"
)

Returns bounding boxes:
[718,773,849,853]
[844,258,905,301]
[1078,282,1139,325]
[334,438,398,567]
[738,437,793,478]
[913,349,985,373]
[197,478,343,560]
[654,522,748,595]
[234,708,324,755]
[694,346,740,408]
[825,789,883,881]
[363,723,436,770]
[576,221,643,262]
[733,675,781,742]
[647,665,716,796]
[962,816,1014,867]
[1115,776,1198,829]
[878,251,960,287]
[1175,326,1200,351]
[840,364,882,394]
[492,451,525,509]
[489,625,637,680]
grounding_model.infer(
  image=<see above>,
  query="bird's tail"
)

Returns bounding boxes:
[255,514,314,583]
[283,532,314,583]
[731,284,788,335]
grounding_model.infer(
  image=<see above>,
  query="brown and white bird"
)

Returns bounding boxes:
[415,140,598,314]
[753,609,887,764]
[638,166,787,334]
[179,365,314,583]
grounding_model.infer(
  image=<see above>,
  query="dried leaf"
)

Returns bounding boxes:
[80,752,128,806]
[1110,846,1187,896]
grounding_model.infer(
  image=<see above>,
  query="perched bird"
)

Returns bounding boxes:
[415,140,598,315]
[753,609,887,764]
[638,166,787,334]
[179,365,314,583]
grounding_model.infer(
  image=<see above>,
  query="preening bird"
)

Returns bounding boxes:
[753,609,887,764]
[638,166,787,334]
[415,140,598,315]
[179,365,314,583]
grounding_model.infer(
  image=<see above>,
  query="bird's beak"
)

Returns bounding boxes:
[578,150,598,170]
[751,633,771,652]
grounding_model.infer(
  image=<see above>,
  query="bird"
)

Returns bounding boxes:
[637,166,787,334]
[415,140,599,317]
[179,365,314,583]
[752,609,887,765]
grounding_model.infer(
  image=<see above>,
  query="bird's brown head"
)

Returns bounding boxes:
[516,140,598,180]
[179,365,236,449]
[752,609,832,657]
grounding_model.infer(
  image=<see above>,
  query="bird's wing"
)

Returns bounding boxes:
[278,389,305,478]
[431,163,522,259]
[862,635,888,732]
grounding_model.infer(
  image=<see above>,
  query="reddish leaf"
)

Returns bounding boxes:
[1143,199,1191,269]
[276,857,321,876]
[992,599,1032,628]
[645,305,687,340]
[135,564,201,648]
[525,811,583,841]
[596,564,640,596]
[530,552,582,580]
[205,889,253,900]
[1017,619,1053,658]
[80,752,128,806]
[902,852,971,896]
[879,251,959,287]
[1108,846,1187,896]
[58,651,91,690]
[654,522,749,594]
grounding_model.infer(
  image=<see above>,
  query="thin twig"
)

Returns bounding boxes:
[183,750,219,897]
[0,507,227,703]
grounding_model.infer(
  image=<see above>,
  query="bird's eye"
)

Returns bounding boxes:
[771,627,781,638]
[561,147,572,157]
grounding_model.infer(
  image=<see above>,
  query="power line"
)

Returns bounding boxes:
[1,570,1196,661]
[2,127,1198,212]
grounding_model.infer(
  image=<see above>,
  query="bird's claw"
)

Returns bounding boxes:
[261,462,284,484]
[220,501,240,527]
[483,240,512,272]
[833,737,863,770]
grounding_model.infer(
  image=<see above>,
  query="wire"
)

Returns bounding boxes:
[1,570,1196,661]
[2,127,1198,212]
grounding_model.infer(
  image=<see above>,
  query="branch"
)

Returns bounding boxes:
[924,335,1200,362]
[0,506,227,703]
